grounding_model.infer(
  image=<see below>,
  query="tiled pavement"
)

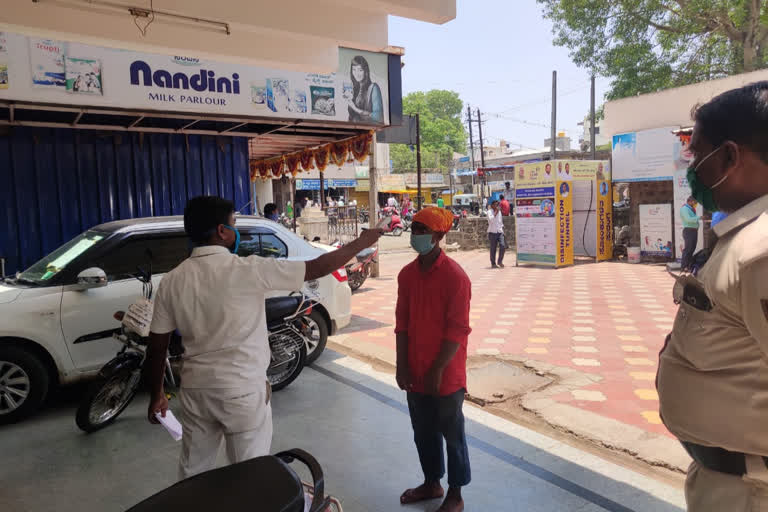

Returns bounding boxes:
[343,249,678,438]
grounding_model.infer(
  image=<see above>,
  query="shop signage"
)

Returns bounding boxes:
[403,173,445,187]
[378,174,406,191]
[296,179,357,190]
[0,31,390,124]
[612,127,682,182]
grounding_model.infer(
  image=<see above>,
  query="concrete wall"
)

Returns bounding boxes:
[603,70,768,137]
[446,216,516,251]
[2,0,454,71]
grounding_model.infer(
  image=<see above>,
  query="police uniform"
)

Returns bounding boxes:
[657,195,768,511]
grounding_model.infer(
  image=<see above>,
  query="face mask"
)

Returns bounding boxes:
[223,225,240,254]
[686,145,730,212]
[410,233,435,255]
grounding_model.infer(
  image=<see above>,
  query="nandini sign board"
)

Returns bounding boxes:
[0,31,390,124]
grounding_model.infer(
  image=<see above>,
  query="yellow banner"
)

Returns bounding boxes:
[516,162,556,188]
[556,180,574,267]
[596,179,613,261]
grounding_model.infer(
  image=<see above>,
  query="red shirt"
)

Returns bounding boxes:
[500,199,511,216]
[395,250,472,395]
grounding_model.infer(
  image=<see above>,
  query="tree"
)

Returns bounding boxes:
[537,0,768,99]
[389,90,467,173]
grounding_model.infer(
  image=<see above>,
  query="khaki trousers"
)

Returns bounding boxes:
[686,461,768,511]
[177,382,272,480]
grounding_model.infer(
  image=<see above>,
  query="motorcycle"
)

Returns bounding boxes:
[76,268,317,433]
[379,206,404,236]
[346,247,377,292]
[357,207,369,225]
[402,208,415,232]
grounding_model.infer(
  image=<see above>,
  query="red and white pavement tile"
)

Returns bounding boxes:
[345,249,678,438]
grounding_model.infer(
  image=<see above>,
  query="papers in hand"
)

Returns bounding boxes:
[155,410,183,441]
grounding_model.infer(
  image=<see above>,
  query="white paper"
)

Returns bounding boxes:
[156,410,183,441]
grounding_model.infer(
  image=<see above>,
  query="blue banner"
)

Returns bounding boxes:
[515,187,555,198]
[296,179,358,190]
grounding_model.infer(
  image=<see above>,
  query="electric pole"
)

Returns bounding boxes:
[467,105,475,189]
[416,113,422,210]
[590,74,596,160]
[551,70,557,160]
[477,108,486,204]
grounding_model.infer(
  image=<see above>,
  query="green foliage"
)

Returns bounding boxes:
[538,0,768,99]
[389,90,467,173]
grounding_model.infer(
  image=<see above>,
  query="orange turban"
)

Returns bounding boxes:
[412,207,454,233]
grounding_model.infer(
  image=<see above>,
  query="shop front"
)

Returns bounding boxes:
[0,30,402,274]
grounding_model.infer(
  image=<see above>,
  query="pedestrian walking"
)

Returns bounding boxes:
[657,81,768,511]
[487,200,505,268]
[680,196,700,270]
[396,206,471,512]
[144,196,382,480]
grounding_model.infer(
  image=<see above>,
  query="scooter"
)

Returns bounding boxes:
[379,206,404,236]
[128,448,343,512]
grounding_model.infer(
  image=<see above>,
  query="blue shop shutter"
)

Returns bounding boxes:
[0,127,250,275]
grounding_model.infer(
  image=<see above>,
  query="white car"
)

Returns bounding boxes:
[0,216,351,424]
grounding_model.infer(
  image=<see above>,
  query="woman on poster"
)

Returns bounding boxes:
[345,56,383,124]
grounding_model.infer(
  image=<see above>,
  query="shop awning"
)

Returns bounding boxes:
[0,101,366,160]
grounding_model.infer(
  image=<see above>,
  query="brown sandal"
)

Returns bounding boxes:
[400,485,444,505]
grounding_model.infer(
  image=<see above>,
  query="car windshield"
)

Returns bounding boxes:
[19,230,108,283]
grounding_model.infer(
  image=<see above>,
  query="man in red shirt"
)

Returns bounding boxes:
[395,207,472,512]
[499,194,511,216]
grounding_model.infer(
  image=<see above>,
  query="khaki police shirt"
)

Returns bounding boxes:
[658,194,768,456]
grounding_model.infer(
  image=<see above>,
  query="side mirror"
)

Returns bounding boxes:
[76,267,107,290]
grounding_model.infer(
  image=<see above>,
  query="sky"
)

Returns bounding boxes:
[388,0,612,153]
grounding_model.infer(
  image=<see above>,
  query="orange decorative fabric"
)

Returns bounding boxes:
[284,153,301,176]
[268,156,285,177]
[329,141,349,168]
[350,132,373,162]
[314,145,331,171]
[412,207,454,233]
[299,149,315,171]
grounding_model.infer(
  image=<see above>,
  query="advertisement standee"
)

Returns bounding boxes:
[515,160,611,268]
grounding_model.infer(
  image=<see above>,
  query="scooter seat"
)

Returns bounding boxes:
[126,455,305,512]
[356,247,376,261]
[265,296,303,326]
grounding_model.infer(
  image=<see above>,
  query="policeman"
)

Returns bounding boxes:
[657,81,768,510]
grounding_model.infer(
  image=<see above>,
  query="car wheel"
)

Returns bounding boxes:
[304,310,329,365]
[0,346,50,425]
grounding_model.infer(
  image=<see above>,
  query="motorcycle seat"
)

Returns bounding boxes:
[126,455,305,512]
[265,296,303,326]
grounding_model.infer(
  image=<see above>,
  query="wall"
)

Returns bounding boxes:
[446,216,516,251]
[603,69,768,136]
[0,127,249,274]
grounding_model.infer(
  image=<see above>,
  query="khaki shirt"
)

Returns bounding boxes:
[658,194,768,456]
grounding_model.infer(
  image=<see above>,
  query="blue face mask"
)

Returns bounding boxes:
[410,233,435,255]
[223,225,240,254]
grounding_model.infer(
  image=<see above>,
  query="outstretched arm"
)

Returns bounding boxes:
[304,229,382,281]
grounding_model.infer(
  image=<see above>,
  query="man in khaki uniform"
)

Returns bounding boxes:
[657,81,768,511]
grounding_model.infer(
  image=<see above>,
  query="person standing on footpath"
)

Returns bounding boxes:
[657,82,768,511]
[487,200,505,268]
[396,207,471,512]
[499,194,511,216]
[145,196,382,480]
[680,196,700,270]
